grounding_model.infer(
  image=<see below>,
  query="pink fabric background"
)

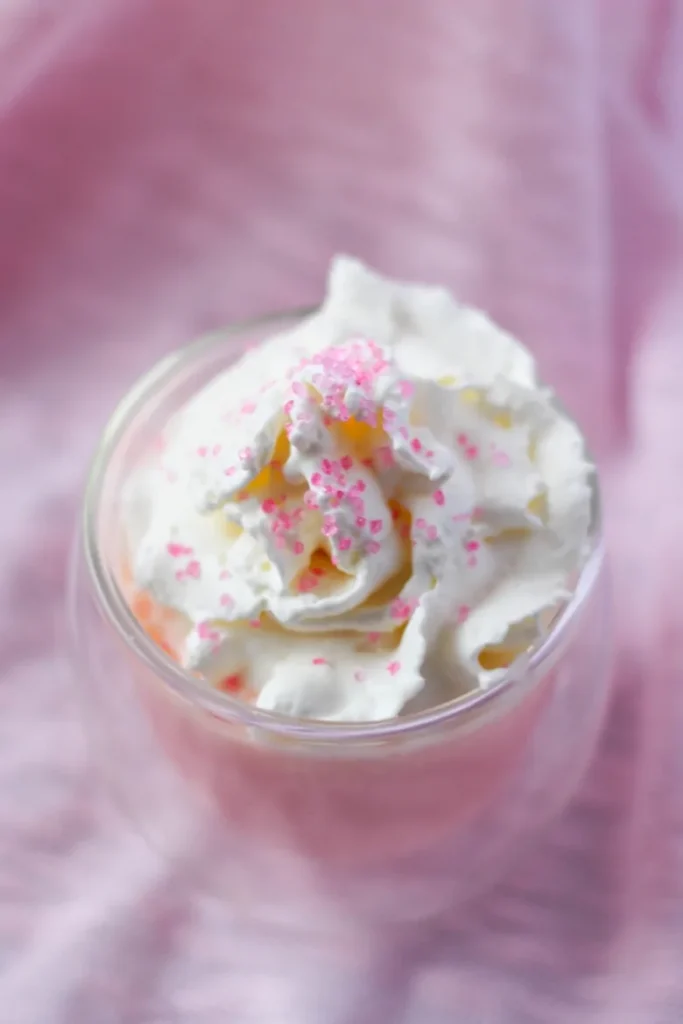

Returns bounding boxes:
[2,1,683,1020]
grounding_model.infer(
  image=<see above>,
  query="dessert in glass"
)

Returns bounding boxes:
[70,258,611,926]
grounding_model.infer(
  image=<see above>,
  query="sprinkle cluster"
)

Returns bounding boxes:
[149,331,527,695]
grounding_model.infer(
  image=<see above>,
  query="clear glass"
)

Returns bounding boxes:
[68,312,613,929]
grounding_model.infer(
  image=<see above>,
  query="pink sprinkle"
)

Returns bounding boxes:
[378,446,394,468]
[433,489,445,506]
[399,380,415,398]
[249,619,262,629]
[293,540,305,555]
[411,438,422,453]
[303,491,319,509]
[426,525,438,541]
[367,540,381,555]
[262,498,276,514]
[457,605,470,623]
[322,519,337,538]
[465,445,479,461]
[355,516,367,528]
[219,673,242,693]
[354,670,366,682]
[340,455,353,471]
[312,657,328,666]
[311,472,323,487]
[338,536,352,552]
[321,458,333,475]
[220,594,234,609]
[368,632,381,643]
[352,480,367,493]
[415,518,427,530]
[370,519,383,535]
[197,446,208,457]
[457,433,468,446]
[311,567,325,577]
[275,535,287,550]
[390,599,408,620]
[465,540,480,552]
[241,401,256,414]
[387,661,401,676]
[185,560,201,579]
[426,450,434,459]
[298,573,318,593]
[284,400,294,415]
[224,466,235,477]
[167,542,193,558]
[238,447,252,463]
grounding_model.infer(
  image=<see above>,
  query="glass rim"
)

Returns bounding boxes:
[82,308,606,743]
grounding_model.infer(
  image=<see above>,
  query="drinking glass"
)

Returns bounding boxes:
[68,312,612,928]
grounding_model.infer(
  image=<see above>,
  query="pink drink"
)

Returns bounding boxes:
[76,310,611,925]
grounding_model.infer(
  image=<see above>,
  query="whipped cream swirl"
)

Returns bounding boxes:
[126,258,594,722]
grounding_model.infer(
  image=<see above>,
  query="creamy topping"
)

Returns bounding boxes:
[124,258,594,722]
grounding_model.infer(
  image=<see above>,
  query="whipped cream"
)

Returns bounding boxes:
[124,258,594,722]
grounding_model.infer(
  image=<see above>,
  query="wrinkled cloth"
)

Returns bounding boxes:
[1,1,683,1021]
